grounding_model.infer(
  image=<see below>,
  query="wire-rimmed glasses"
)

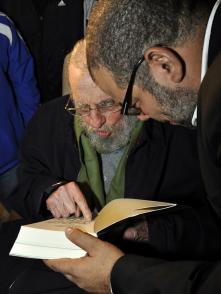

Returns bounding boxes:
[65,97,122,117]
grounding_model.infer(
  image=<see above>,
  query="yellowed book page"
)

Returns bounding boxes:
[26,217,95,233]
[94,198,176,232]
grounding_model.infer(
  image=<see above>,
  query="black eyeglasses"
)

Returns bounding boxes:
[121,56,145,115]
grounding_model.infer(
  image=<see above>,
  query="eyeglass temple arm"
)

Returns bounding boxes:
[121,56,145,115]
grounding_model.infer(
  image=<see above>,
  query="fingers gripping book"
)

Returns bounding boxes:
[10,198,176,259]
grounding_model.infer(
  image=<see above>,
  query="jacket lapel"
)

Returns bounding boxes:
[208,2,221,66]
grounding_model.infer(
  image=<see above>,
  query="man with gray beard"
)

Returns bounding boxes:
[80,115,137,195]
[13,39,204,228]
[7,40,210,294]
[12,39,204,225]
[80,115,137,155]
[43,1,221,293]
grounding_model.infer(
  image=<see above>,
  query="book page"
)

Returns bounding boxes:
[10,217,96,259]
[94,198,176,233]
[27,216,95,233]
[10,199,175,259]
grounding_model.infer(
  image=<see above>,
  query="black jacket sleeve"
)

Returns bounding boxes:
[12,97,80,218]
[111,255,221,294]
[146,203,221,258]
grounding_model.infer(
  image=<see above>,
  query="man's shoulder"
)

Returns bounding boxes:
[0,13,14,43]
[0,13,25,48]
[23,96,74,147]
[142,119,196,142]
[0,12,11,23]
[0,12,15,32]
[41,96,69,112]
[29,96,70,128]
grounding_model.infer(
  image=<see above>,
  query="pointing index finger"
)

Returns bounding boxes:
[68,182,92,221]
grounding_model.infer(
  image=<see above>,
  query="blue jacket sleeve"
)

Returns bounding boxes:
[6,16,40,125]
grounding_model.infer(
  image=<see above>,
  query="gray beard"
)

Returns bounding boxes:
[143,72,198,128]
[79,116,138,153]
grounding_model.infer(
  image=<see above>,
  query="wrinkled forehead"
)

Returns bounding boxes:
[69,65,113,105]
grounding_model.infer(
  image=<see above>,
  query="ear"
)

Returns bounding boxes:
[144,47,185,84]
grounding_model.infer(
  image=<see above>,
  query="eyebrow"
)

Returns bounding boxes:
[76,98,115,108]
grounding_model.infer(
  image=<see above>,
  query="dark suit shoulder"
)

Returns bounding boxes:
[25,96,70,132]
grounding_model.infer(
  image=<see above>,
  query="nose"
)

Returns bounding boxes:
[87,109,106,129]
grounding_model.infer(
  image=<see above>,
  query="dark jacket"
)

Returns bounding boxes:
[0,0,84,101]
[112,255,221,294]
[12,96,221,258]
[198,13,221,218]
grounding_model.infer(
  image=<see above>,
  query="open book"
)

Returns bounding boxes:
[10,198,175,259]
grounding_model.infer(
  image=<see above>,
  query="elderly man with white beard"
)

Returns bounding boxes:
[13,39,205,228]
[6,39,209,294]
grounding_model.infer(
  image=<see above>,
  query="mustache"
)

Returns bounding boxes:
[83,124,113,134]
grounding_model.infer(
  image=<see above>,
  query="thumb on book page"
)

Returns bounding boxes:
[65,227,100,255]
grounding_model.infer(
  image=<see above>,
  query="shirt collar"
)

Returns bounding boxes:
[191,0,221,127]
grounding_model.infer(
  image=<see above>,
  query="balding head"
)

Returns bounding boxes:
[67,39,138,154]
[68,39,109,105]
